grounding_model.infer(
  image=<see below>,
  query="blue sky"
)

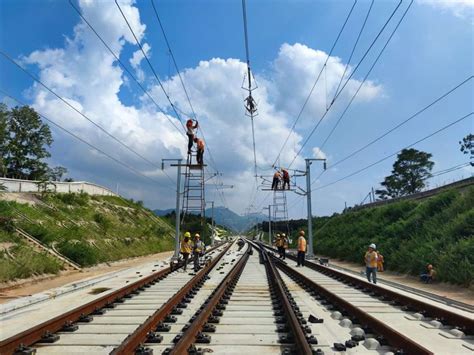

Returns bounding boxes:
[0,0,472,218]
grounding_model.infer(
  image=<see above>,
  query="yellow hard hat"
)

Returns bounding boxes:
[184,232,191,238]
[282,233,286,237]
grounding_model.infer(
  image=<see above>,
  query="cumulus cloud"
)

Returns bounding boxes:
[20,1,383,213]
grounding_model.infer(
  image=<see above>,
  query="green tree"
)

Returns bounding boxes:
[3,106,53,179]
[459,133,473,166]
[48,166,68,181]
[376,148,434,199]
[0,104,7,176]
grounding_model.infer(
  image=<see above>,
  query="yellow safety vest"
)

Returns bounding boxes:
[180,240,192,254]
[365,251,378,268]
[297,236,306,252]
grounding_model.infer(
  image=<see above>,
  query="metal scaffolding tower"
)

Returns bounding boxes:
[181,152,206,223]
[272,189,289,234]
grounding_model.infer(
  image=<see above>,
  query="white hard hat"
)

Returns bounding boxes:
[369,243,376,249]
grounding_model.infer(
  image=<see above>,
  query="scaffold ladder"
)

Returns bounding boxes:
[181,151,206,223]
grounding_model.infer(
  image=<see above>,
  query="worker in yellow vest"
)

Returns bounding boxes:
[296,230,307,267]
[180,232,193,271]
[364,243,378,284]
[275,233,283,258]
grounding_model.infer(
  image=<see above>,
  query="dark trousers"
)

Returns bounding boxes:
[271,177,280,190]
[366,267,377,284]
[277,246,283,258]
[297,251,305,266]
[187,133,194,152]
[193,251,201,271]
[281,248,286,260]
[283,178,290,190]
[197,149,204,165]
[181,253,189,270]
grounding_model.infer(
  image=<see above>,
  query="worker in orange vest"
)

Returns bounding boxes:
[296,230,307,267]
[282,169,290,190]
[271,170,281,190]
[364,243,378,284]
[194,137,205,165]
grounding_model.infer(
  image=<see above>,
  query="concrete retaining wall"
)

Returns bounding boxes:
[0,177,117,196]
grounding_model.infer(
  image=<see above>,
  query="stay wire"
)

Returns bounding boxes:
[272,0,358,168]
[68,0,185,139]
[287,0,408,169]
[313,112,473,191]
[0,49,167,173]
[313,75,473,183]
[1,89,176,191]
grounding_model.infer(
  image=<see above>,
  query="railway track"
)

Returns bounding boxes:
[1,239,473,354]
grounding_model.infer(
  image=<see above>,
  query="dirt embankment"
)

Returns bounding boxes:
[0,250,173,304]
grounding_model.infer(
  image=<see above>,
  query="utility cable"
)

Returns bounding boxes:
[313,75,473,183]
[1,89,176,190]
[313,112,473,191]
[115,0,186,131]
[149,0,221,175]
[0,49,168,173]
[272,0,358,168]
[287,0,409,169]
[68,0,185,138]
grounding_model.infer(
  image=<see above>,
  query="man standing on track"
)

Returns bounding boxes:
[275,233,282,257]
[296,230,307,267]
[281,233,288,260]
[365,243,378,284]
[193,233,205,272]
[180,232,193,271]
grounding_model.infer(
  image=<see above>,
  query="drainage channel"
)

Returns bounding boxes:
[4,244,229,355]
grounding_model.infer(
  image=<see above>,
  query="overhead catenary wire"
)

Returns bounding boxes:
[115,0,186,131]
[241,0,258,181]
[312,75,474,183]
[0,49,171,176]
[1,89,176,190]
[149,0,221,176]
[272,0,358,168]
[313,112,473,191]
[287,0,409,169]
[68,0,185,138]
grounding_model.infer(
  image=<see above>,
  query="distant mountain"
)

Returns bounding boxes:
[153,207,266,233]
[153,208,175,217]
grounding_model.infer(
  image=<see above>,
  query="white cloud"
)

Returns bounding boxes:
[21,2,383,214]
[130,42,150,82]
[418,0,474,18]
[312,147,327,160]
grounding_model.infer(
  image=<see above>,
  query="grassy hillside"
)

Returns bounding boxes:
[0,192,174,282]
[313,187,473,286]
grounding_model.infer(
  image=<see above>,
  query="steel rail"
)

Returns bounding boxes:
[272,254,433,355]
[111,242,234,354]
[261,246,314,354]
[170,242,251,354]
[0,243,224,355]
[262,243,474,335]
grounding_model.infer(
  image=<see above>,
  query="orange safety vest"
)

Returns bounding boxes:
[297,236,306,252]
[274,172,281,179]
[197,139,205,150]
